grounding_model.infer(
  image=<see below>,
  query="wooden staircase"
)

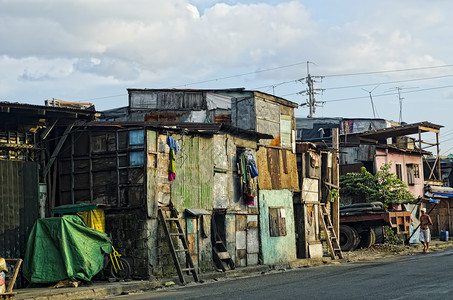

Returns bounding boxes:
[212,233,235,271]
[319,204,343,260]
[158,205,199,284]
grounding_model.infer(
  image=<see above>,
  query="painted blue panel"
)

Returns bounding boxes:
[130,151,144,166]
[129,130,144,146]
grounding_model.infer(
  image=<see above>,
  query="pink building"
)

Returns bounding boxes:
[339,122,442,198]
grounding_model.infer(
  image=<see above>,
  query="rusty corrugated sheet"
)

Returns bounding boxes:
[214,114,231,124]
[267,148,281,189]
[340,163,363,175]
[256,147,272,190]
[256,147,299,191]
[144,111,190,122]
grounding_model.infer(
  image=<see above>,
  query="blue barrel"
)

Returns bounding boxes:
[440,230,449,241]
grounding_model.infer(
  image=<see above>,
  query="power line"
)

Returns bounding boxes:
[69,63,453,104]
[323,64,453,78]
[321,83,453,103]
[323,74,453,91]
[170,61,308,88]
[73,93,126,102]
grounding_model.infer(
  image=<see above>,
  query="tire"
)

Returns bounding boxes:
[358,229,376,249]
[340,225,360,252]
[373,226,384,244]
[109,257,131,280]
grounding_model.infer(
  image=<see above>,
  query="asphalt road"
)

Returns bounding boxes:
[114,249,453,300]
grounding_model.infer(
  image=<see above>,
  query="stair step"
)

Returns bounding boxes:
[216,251,231,260]
[170,233,184,236]
[165,218,179,221]
[176,249,189,252]
[181,267,195,272]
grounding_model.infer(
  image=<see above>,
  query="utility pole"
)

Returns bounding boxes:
[396,87,404,123]
[300,61,324,118]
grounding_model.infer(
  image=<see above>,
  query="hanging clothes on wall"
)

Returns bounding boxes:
[241,152,258,206]
[167,135,179,181]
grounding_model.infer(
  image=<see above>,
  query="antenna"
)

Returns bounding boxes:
[389,86,418,123]
[362,84,380,119]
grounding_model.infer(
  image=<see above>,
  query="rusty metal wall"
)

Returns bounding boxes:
[0,160,39,259]
[130,91,206,111]
[256,147,300,192]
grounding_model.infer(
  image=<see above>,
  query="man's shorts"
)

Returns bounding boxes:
[419,228,431,243]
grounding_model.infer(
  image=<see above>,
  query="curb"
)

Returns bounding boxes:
[14,280,160,300]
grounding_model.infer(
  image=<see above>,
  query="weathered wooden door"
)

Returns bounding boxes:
[235,214,259,266]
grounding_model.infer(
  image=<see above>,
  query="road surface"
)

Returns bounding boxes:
[114,249,453,300]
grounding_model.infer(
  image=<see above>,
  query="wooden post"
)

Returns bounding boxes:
[332,128,340,239]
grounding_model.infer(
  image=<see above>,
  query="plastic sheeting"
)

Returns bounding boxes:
[23,215,112,283]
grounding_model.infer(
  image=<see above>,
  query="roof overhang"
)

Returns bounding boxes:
[85,121,273,141]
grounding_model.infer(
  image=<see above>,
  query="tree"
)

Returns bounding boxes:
[340,163,414,205]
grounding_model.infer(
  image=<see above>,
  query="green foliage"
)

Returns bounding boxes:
[340,163,415,205]
[329,188,340,202]
[383,226,402,245]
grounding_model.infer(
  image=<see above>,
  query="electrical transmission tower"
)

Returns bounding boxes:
[299,61,324,118]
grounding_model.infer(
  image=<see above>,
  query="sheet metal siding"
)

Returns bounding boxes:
[0,161,38,258]
[255,98,280,145]
[212,135,247,211]
[232,97,255,131]
[171,135,213,212]
[130,91,206,111]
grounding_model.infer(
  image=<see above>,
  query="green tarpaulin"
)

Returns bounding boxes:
[23,215,112,283]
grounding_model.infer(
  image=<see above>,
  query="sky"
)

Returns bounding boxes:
[1,0,453,154]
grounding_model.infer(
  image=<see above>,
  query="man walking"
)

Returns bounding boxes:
[419,207,433,253]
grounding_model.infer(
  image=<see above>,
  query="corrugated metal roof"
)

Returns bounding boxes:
[0,101,98,120]
[347,121,443,141]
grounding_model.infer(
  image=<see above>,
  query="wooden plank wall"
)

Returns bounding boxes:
[427,199,453,236]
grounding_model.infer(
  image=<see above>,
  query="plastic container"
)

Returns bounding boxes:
[440,230,449,241]
[0,271,5,293]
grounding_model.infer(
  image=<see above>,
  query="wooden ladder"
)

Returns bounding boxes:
[158,205,199,284]
[319,204,343,260]
[212,233,235,271]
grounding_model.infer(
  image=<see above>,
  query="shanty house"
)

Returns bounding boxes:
[339,122,442,200]
[0,101,96,286]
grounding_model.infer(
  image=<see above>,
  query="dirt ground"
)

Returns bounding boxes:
[342,238,453,262]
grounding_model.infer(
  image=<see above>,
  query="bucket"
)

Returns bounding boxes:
[440,230,449,241]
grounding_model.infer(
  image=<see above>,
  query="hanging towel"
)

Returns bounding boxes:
[166,136,179,154]
[168,149,176,173]
[247,153,259,178]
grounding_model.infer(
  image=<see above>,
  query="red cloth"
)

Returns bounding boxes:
[168,172,176,181]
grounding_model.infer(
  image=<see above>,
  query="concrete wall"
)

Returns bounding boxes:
[375,148,424,198]
[259,189,297,264]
